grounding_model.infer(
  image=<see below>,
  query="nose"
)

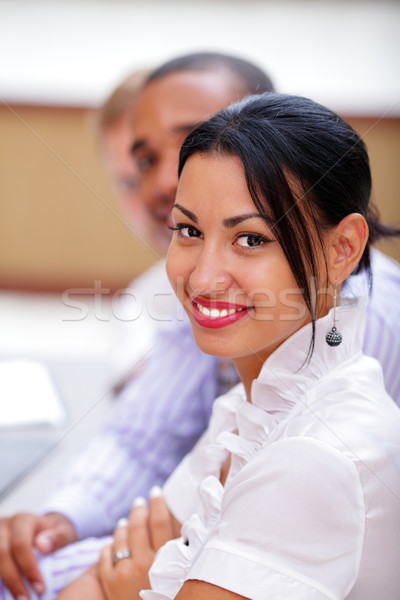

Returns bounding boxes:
[188,245,233,298]
[151,149,178,210]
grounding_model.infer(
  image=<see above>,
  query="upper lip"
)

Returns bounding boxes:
[190,296,251,311]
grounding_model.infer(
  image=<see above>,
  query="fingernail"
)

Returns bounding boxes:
[132,496,146,508]
[35,532,53,553]
[16,595,29,600]
[150,485,162,498]
[116,517,128,528]
[32,582,45,594]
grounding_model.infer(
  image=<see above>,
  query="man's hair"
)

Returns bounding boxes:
[97,68,152,132]
[146,52,275,95]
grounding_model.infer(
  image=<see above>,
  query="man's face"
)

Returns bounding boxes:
[131,69,244,255]
[101,113,167,247]
[102,113,140,207]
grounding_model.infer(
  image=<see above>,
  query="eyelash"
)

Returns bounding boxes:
[236,233,272,249]
[169,223,272,249]
[168,223,202,238]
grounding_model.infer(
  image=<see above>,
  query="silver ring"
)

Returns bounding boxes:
[112,548,132,565]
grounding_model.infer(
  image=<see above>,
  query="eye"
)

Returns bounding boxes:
[235,233,271,249]
[135,155,156,173]
[169,223,202,240]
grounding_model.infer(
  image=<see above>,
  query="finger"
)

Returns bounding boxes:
[112,518,130,555]
[9,515,46,595]
[0,555,32,599]
[34,513,77,554]
[98,543,114,582]
[128,497,151,556]
[0,520,32,600]
[98,545,117,600]
[98,541,136,600]
[148,486,174,550]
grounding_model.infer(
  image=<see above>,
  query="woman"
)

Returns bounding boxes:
[59,93,400,599]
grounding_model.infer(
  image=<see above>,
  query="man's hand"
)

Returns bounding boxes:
[0,512,78,599]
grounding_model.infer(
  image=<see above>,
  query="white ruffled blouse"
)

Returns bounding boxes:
[141,297,400,600]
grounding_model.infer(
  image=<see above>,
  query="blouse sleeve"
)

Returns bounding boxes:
[186,436,365,600]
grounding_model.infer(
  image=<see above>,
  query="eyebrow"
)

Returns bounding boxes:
[172,203,198,223]
[172,204,267,229]
[132,140,145,154]
[223,213,266,228]
[132,124,200,155]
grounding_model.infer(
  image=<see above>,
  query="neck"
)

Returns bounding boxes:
[233,354,265,402]
[232,311,320,401]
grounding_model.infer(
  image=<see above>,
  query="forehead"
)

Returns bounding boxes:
[177,153,255,214]
[177,152,282,233]
[103,114,133,151]
[132,69,242,141]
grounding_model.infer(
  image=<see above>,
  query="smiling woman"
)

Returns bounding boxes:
[166,92,394,397]
[149,93,400,599]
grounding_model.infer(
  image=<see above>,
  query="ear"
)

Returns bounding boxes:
[327,213,369,284]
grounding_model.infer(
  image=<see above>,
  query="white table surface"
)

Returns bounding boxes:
[0,358,114,515]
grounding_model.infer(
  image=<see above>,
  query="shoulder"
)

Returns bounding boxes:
[345,251,400,402]
[225,435,364,512]
[370,248,400,282]
[295,363,400,462]
[366,249,400,319]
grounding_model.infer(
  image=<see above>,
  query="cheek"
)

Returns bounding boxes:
[139,171,154,198]
[142,175,152,196]
[244,262,305,317]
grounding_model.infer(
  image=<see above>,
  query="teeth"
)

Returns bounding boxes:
[196,303,246,319]
[202,306,211,317]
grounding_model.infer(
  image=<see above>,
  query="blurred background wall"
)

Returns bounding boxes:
[0,0,399,292]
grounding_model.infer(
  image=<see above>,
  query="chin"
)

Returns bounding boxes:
[191,328,234,359]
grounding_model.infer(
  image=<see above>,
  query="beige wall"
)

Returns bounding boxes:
[0,105,157,292]
[0,105,399,292]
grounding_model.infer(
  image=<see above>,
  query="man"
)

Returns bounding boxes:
[1,52,399,600]
[93,67,180,384]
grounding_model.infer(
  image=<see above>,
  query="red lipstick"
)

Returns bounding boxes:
[190,296,252,329]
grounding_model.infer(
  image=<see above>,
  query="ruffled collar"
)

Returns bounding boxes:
[218,295,366,481]
[251,295,366,415]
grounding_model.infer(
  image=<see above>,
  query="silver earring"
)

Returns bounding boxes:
[326,283,342,347]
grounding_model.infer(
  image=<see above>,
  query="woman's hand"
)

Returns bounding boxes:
[98,486,178,600]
